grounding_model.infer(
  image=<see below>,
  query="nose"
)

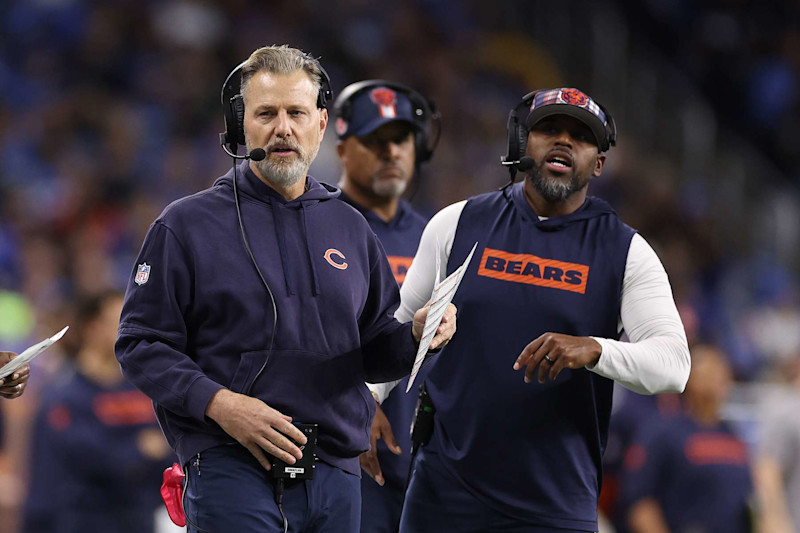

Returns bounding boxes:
[554,129,574,147]
[275,111,292,137]
[378,140,403,160]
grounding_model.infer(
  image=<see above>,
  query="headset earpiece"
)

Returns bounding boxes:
[419,98,442,164]
[221,61,247,154]
[502,90,539,172]
[316,67,333,109]
[599,101,617,148]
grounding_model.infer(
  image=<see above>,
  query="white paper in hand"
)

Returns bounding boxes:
[0,326,69,380]
[406,242,478,393]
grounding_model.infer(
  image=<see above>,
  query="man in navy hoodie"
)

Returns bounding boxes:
[115,45,456,533]
[393,88,691,532]
[332,80,439,532]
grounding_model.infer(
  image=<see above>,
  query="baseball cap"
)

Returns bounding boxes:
[334,84,424,140]
[525,88,614,151]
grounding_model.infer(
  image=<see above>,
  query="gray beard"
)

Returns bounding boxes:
[372,174,408,198]
[247,140,320,190]
[527,160,588,202]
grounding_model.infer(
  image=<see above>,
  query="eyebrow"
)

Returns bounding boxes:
[250,102,314,112]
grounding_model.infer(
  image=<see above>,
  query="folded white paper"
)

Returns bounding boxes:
[406,242,478,393]
[0,326,69,380]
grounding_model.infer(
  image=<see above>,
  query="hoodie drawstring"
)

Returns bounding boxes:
[301,203,321,296]
[270,196,297,296]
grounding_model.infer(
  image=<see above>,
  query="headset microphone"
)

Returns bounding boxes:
[517,156,535,172]
[248,148,266,161]
[499,156,536,191]
[219,136,266,161]
[500,156,536,171]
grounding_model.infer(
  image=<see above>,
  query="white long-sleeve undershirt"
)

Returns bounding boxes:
[369,200,690,402]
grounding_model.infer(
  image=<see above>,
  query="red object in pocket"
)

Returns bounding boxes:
[160,462,186,527]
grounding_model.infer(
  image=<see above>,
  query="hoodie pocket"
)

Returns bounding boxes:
[249,349,375,455]
[228,350,270,394]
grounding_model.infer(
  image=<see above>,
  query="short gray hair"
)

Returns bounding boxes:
[240,45,324,104]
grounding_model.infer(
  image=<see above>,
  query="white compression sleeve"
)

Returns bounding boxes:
[590,233,691,394]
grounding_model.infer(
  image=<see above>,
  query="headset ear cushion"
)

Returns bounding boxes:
[505,110,519,163]
[517,122,528,160]
[416,136,429,163]
[232,95,245,146]
[316,64,333,109]
[412,95,438,163]
[415,123,430,163]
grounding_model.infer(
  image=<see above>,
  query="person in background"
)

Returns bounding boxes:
[22,290,172,533]
[622,344,753,533]
[755,352,800,533]
[333,79,440,532]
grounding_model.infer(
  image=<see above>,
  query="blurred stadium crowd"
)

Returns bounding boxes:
[0,0,798,531]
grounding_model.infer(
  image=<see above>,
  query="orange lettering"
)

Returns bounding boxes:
[477,248,589,294]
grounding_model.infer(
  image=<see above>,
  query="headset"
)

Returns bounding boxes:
[332,80,441,164]
[501,89,617,181]
[220,58,333,157]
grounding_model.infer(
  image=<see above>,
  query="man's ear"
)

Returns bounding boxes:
[318,108,328,140]
[593,153,606,177]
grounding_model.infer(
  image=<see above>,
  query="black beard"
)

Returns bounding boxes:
[526,159,589,202]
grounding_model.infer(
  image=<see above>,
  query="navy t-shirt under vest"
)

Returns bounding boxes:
[425,182,635,531]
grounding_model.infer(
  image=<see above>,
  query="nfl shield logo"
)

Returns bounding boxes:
[135,263,151,286]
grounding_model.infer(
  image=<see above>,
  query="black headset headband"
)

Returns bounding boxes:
[220,59,333,154]
[333,79,441,164]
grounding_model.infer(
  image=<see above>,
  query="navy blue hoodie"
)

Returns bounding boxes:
[116,162,417,475]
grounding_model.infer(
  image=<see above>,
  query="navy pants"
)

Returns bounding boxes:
[184,444,360,533]
[399,446,597,533]
[360,472,404,532]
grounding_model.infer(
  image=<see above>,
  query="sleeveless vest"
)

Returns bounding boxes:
[425,182,635,529]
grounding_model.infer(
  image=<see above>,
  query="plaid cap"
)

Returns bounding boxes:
[525,88,611,150]
[335,85,423,140]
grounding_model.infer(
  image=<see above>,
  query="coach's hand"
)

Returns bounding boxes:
[412,302,457,350]
[513,333,602,384]
[205,389,307,471]
[360,402,401,486]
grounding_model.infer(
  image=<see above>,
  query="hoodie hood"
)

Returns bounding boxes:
[214,161,341,296]
[213,160,341,205]
[509,181,617,231]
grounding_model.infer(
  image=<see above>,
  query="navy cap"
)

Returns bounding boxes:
[525,88,614,151]
[334,84,424,140]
